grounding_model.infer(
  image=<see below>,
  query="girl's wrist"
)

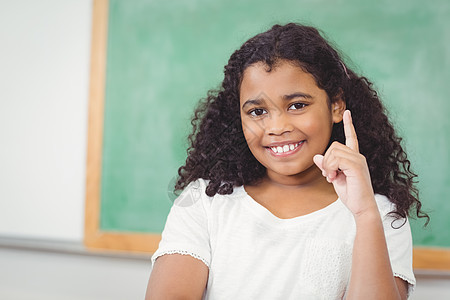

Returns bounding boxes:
[353,204,381,225]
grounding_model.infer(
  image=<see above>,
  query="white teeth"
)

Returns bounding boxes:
[270,142,301,154]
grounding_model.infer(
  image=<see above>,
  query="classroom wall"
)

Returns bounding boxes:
[1,1,450,299]
[0,0,92,242]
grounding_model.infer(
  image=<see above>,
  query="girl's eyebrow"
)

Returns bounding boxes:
[242,92,313,110]
[242,98,264,110]
[282,92,313,101]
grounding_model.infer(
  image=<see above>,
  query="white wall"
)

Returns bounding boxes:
[0,0,92,241]
[0,246,151,300]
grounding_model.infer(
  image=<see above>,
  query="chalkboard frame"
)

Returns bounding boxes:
[84,0,450,269]
[84,0,160,253]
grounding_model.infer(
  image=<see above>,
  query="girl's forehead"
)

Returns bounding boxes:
[240,61,320,99]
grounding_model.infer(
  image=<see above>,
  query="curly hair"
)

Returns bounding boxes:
[175,23,429,224]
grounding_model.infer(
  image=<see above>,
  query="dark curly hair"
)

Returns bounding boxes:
[175,23,429,224]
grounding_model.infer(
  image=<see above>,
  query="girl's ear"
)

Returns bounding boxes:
[331,92,346,123]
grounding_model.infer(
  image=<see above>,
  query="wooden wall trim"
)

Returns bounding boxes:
[413,247,450,271]
[85,232,161,253]
[84,0,109,253]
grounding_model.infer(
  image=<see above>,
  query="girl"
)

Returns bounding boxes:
[146,23,428,299]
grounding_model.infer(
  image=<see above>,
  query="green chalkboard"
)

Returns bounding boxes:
[98,0,450,247]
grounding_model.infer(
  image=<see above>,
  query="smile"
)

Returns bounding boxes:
[266,141,304,156]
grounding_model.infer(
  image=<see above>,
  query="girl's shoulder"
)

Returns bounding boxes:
[374,193,407,225]
[374,193,393,211]
[173,179,209,208]
[174,178,243,207]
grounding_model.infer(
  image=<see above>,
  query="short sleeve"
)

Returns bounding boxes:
[151,180,211,268]
[375,195,416,295]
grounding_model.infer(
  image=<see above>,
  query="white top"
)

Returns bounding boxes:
[151,179,416,299]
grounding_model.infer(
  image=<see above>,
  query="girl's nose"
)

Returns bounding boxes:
[266,113,294,136]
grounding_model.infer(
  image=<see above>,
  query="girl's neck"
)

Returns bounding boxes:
[264,164,328,189]
[245,166,337,219]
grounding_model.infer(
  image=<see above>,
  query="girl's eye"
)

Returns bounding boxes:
[288,102,307,110]
[249,108,267,117]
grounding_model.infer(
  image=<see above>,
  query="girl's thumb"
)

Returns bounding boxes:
[313,154,324,172]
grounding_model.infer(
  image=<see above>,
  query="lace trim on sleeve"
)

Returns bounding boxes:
[394,272,416,295]
[152,250,210,268]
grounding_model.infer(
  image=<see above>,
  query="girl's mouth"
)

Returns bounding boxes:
[266,141,304,157]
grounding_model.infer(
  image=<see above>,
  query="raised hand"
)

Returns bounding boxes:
[313,110,377,217]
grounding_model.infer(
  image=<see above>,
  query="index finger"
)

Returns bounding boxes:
[344,110,359,152]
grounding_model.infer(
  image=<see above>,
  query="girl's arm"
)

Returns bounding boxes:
[145,254,209,300]
[349,208,408,299]
[314,110,408,299]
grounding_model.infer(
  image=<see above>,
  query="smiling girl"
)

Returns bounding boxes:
[146,23,428,299]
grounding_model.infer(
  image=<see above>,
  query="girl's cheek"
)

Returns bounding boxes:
[300,117,316,131]
[242,122,264,144]
[302,116,329,137]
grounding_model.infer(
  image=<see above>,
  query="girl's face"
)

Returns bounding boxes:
[239,60,344,180]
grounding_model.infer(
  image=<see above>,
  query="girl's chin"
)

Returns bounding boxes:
[266,163,318,177]
[268,168,307,177]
